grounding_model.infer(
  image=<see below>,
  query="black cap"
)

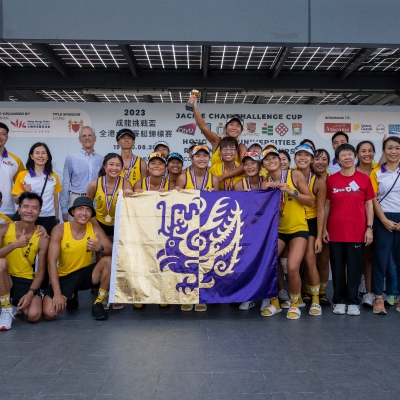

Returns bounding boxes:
[116,129,136,141]
[68,196,96,217]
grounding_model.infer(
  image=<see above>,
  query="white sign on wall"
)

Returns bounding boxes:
[1,102,399,178]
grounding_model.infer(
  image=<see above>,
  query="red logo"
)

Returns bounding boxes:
[324,123,351,133]
[10,119,26,128]
[68,119,84,133]
[176,123,197,136]
[275,123,288,137]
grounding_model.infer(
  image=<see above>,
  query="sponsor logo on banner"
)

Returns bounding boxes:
[291,123,302,136]
[216,122,225,136]
[275,123,289,137]
[353,124,360,131]
[68,119,84,133]
[376,124,385,134]
[354,124,372,134]
[176,122,197,136]
[324,123,351,133]
[389,124,400,135]
[11,119,26,128]
[242,122,260,136]
[262,123,273,135]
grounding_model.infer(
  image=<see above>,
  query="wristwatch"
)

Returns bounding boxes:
[97,245,105,253]
[28,288,38,296]
[367,224,374,229]
[292,190,299,197]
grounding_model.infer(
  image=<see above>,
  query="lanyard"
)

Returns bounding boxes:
[102,176,120,214]
[123,155,137,180]
[246,177,261,191]
[222,163,236,190]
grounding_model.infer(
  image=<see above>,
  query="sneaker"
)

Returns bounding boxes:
[384,294,398,306]
[91,303,108,320]
[362,292,375,307]
[66,292,79,310]
[260,299,270,311]
[358,274,366,295]
[278,289,289,302]
[12,305,22,317]
[347,305,360,316]
[332,304,347,315]
[0,308,14,330]
[373,298,387,315]
[239,301,255,310]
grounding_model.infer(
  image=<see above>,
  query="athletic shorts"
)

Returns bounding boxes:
[46,263,99,300]
[307,217,318,238]
[10,276,40,307]
[278,231,309,246]
[97,220,114,238]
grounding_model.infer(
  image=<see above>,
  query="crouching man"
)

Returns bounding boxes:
[0,192,49,330]
[43,197,112,321]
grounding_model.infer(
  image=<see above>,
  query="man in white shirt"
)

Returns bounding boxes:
[327,131,353,175]
[0,123,24,217]
[60,126,103,222]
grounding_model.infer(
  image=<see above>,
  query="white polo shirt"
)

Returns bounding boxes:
[12,169,62,217]
[370,163,400,213]
[0,148,24,214]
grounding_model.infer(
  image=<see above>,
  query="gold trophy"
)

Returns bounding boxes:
[185,89,200,111]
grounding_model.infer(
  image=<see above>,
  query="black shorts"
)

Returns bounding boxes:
[97,219,114,238]
[307,217,318,238]
[46,263,99,300]
[278,231,309,246]
[10,276,40,307]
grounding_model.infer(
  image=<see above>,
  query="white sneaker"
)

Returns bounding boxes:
[278,289,289,302]
[347,305,360,316]
[260,299,270,311]
[0,308,14,330]
[332,304,347,315]
[12,305,22,317]
[239,301,255,310]
[362,293,375,307]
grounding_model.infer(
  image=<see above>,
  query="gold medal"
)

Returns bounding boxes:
[105,214,112,223]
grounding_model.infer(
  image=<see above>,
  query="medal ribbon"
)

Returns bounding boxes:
[222,163,236,191]
[102,176,120,215]
[123,155,137,180]
[246,177,262,191]
[190,169,209,190]
[270,169,287,216]
[307,170,313,187]
[146,176,166,190]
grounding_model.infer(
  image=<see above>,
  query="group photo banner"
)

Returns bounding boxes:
[109,190,280,304]
[1,102,400,177]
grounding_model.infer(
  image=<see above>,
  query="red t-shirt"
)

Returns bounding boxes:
[326,170,375,242]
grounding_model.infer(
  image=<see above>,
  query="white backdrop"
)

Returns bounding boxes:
[1,102,400,178]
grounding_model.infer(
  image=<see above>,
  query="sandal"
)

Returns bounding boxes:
[373,298,387,315]
[302,292,312,304]
[181,304,194,312]
[281,300,306,309]
[112,303,125,310]
[319,293,331,307]
[261,304,282,317]
[133,303,144,309]
[309,303,322,316]
[287,307,301,320]
[195,304,207,312]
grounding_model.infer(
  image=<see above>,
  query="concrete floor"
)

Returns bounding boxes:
[0,286,398,400]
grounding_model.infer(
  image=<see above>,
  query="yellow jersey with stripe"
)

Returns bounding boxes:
[184,169,214,190]
[1,222,39,280]
[267,170,308,234]
[0,213,12,224]
[209,162,245,190]
[211,143,241,167]
[94,177,124,226]
[305,174,317,219]
[140,177,170,191]
[120,155,143,187]
[58,222,95,276]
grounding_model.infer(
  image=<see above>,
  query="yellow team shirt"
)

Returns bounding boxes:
[241,177,263,190]
[120,155,144,187]
[209,162,245,190]
[184,169,214,190]
[140,177,170,191]
[267,170,308,234]
[58,222,95,276]
[211,144,241,167]
[305,174,318,219]
[0,213,12,224]
[1,222,39,280]
[94,177,124,226]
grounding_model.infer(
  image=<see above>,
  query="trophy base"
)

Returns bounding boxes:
[185,103,194,112]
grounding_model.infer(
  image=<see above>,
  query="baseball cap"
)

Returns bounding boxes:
[263,143,278,151]
[226,114,244,127]
[192,145,211,155]
[294,144,314,156]
[261,148,281,160]
[148,152,167,163]
[167,152,184,164]
[242,152,261,162]
[68,196,96,217]
[248,142,263,150]
[116,129,135,141]
[154,141,170,150]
